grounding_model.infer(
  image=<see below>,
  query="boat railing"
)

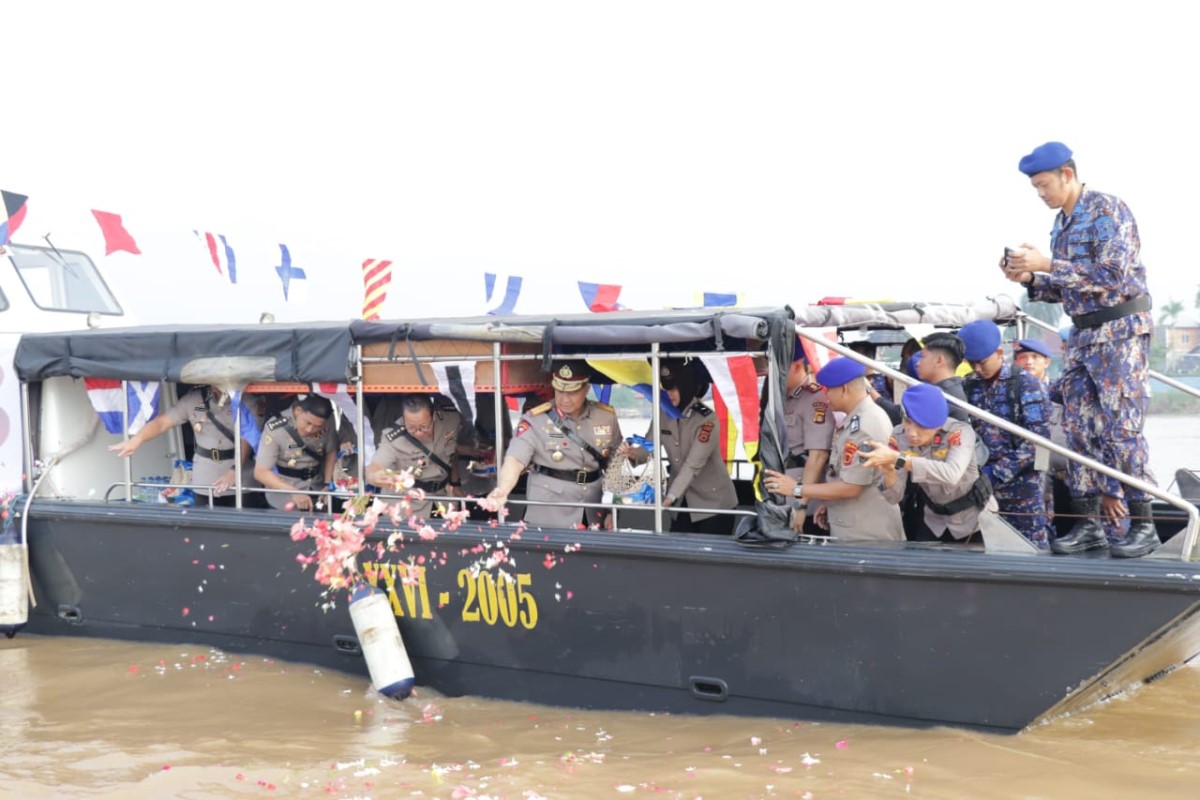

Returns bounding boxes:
[1018,313,1200,401]
[795,326,1200,561]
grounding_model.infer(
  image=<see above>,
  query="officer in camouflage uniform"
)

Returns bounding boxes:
[863,383,996,542]
[765,358,903,543]
[367,394,462,520]
[489,361,622,529]
[254,395,338,511]
[1014,338,1071,534]
[959,320,1052,550]
[110,384,262,508]
[619,360,737,534]
[1004,142,1157,557]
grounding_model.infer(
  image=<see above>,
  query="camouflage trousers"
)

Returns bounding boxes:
[994,473,1050,549]
[1060,334,1152,504]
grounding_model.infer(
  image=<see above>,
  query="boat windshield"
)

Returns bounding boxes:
[7,244,123,315]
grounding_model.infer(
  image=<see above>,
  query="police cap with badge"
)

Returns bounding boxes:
[550,360,590,391]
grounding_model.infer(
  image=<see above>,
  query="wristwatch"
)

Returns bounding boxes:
[792,484,804,500]
[792,499,808,511]
[894,455,907,470]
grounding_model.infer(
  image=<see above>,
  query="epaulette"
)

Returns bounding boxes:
[529,401,553,415]
[592,401,615,413]
[266,416,288,431]
[691,402,712,417]
[384,427,404,442]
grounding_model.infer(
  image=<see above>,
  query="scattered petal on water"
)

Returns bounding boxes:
[835,739,849,749]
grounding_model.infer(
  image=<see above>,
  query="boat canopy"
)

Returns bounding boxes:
[13,307,794,384]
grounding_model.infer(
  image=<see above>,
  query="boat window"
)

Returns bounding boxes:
[6,244,123,315]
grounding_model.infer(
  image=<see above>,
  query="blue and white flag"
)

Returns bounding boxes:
[228,390,262,453]
[484,272,522,315]
[84,379,160,435]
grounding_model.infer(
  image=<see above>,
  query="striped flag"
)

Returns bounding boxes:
[194,231,238,283]
[431,361,477,426]
[578,281,624,312]
[83,379,160,435]
[1,190,28,246]
[699,355,761,477]
[484,272,522,315]
[313,383,374,464]
[362,258,393,320]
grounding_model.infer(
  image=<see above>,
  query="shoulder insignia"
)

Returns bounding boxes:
[847,414,860,435]
[515,419,532,438]
[592,401,615,413]
[692,402,712,417]
[263,433,273,446]
[384,427,404,443]
[529,402,552,416]
[842,441,859,467]
[267,416,288,431]
[812,401,828,424]
[949,429,963,447]
[933,447,949,459]
[697,421,714,443]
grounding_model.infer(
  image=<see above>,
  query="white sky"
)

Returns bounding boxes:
[5,1,1196,323]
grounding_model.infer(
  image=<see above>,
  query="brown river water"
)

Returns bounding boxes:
[2,416,1199,800]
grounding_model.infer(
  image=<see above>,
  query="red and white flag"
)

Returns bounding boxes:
[83,379,159,435]
[362,259,393,320]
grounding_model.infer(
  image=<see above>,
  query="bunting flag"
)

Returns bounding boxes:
[362,258,393,320]
[1,190,28,246]
[431,361,477,427]
[696,291,742,308]
[699,354,761,474]
[228,390,262,453]
[275,244,306,300]
[798,328,839,371]
[194,231,238,283]
[83,378,160,435]
[585,359,681,420]
[578,281,624,312]
[91,210,141,255]
[484,272,522,315]
[313,383,374,464]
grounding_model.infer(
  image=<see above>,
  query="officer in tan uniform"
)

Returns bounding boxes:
[764,357,903,542]
[367,394,462,520]
[110,385,261,507]
[618,361,737,534]
[783,352,834,486]
[861,383,996,542]
[488,361,622,528]
[254,395,338,511]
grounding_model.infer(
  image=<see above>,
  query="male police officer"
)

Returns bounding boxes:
[862,383,995,542]
[915,332,970,422]
[488,361,622,528]
[254,395,339,511]
[368,394,462,520]
[959,320,1051,549]
[782,349,834,492]
[764,358,903,542]
[1003,142,1157,557]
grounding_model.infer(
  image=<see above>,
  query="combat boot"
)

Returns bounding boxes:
[1050,496,1108,555]
[1111,500,1160,559]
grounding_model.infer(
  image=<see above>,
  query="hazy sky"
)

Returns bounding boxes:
[5,1,1195,322]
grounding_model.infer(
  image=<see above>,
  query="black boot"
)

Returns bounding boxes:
[1111,500,1160,559]
[1051,496,1108,554]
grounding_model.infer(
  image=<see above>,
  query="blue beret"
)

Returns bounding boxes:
[793,338,807,363]
[902,383,948,430]
[1018,141,1073,177]
[904,352,922,378]
[816,357,866,388]
[1014,338,1052,358]
[958,320,1002,362]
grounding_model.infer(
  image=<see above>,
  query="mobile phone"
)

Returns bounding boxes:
[857,443,875,461]
[1003,247,1014,268]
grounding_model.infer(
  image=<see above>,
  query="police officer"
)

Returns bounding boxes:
[618,360,737,534]
[254,395,338,511]
[1003,142,1157,557]
[764,358,903,543]
[367,394,462,520]
[861,383,995,542]
[959,320,1052,549]
[783,349,834,479]
[110,384,261,507]
[488,361,622,528]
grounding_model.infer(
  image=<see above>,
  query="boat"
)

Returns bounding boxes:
[9,295,1200,734]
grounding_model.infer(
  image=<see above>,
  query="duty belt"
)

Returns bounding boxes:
[277,464,319,481]
[531,463,602,485]
[196,447,236,463]
[414,477,448,493]
[917,472,993,516]
[1070,295,1152,330]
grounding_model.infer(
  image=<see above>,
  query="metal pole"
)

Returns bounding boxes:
[20,383,34,496]
[493,342,505,470]
[650,343,663,534]
[121,380,132,502]
[232,388,243,510]
[794,325,1200,561]
[355,345,366,498]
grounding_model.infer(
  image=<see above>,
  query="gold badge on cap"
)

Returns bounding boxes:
[559,364,573,379]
